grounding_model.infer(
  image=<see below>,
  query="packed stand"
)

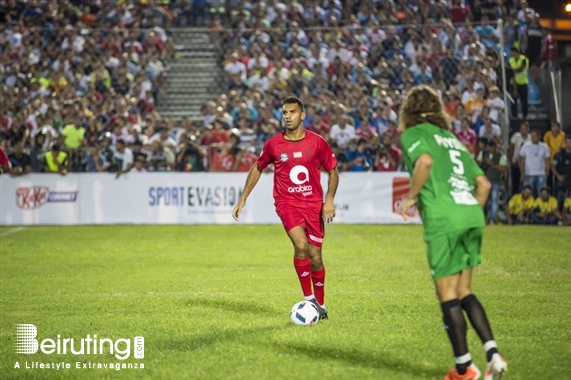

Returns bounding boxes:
[0,0,180,175]
[202,0,512,176]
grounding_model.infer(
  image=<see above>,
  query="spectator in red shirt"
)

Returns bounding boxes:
[381,120,401,147]
[450,0,472,24]
[305,113,331,138]
[375,134,401,172]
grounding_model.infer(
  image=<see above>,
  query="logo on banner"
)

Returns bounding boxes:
[392,178,420,218]
[16,187,78,209]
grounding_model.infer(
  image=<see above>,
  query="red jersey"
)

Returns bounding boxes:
[0,146,9,166]
[257,130,337,205]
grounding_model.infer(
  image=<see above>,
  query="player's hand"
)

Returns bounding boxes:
[232,200,245,221]
[322,200,335,223]
[401,196,417,222]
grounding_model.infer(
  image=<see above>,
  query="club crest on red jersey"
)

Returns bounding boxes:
[280,153,289,162]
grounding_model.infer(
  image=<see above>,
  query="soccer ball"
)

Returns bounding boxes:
[290,301,319,325]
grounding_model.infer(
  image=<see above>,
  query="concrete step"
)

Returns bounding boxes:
[163,85,220,92]
[157,112,204,122]
[176,44,220,52]
[157,98,214,108]
[163,76,222,84]
[165,69,223,76]
[178,51,219,59]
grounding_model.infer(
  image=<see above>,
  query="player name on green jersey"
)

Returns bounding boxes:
[401,123,485,242]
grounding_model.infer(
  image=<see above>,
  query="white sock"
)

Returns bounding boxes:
[304,295,315,301]
[483,340,497,352]
[455,353,472,365]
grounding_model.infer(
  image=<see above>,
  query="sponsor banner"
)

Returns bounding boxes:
[0,173,421,225]
[1,175,80,225]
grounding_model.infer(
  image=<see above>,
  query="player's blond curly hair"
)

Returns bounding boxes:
[398,85,452,132]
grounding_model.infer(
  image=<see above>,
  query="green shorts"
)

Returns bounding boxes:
[426,228,483,280]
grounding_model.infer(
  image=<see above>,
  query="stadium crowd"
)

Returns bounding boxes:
[1,0,569,224]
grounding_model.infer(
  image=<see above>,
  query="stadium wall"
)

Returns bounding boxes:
[0,173,421,226]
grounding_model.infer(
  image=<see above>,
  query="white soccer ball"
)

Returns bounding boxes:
[290,301,319,325]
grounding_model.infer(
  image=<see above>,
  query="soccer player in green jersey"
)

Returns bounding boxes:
[399,86,508,380]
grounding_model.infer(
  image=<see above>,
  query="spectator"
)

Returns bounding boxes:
[507,185,534,225]
[509,121,531,195]
[552,136,571,210]
[486,86,505,124]
[176,135,206,172]
[346,139,373,172]
[7,141,32,176]
[148,141,174,172]
[476,140,507,224]
[543,121,565,161]
[456,117,478,156]
[519,130,551,197]
[564,194,571,226]
[374,133,401,172]
[44,144,68,175]
[329,115,356,148]
[113,139,134,177]
[130,157,147,173]
[478,117,501,144]
[531,187,562,225]
[85,146,109,173]
[509,47,529,119]
[465,87,487,121]
[526,15,543,81]
[61,116,86,150]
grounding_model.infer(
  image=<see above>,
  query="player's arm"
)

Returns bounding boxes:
[232,163,263,221]
[322,167,339,223]
[401,153,432,221]
[473,174,491,208]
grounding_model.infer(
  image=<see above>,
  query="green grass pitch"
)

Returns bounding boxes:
[0,225,570,379]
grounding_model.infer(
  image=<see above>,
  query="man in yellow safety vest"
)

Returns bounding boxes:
[509,47,529,119]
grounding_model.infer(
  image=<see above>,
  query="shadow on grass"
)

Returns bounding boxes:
[186,297,281,316]
[156,324,287,352]
[269,341,443,379]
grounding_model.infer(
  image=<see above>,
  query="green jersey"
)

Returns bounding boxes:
[401,123,485,242]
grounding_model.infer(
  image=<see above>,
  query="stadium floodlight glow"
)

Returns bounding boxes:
[566,2,571,13]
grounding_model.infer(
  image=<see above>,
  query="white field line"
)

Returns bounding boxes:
[0,227,26,238]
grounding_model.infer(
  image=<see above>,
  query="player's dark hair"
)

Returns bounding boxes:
[283,96,304,112]
[398,85,451,132]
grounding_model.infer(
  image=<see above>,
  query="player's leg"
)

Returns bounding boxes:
[286,226,314,300]
[429,235,478,379]
[304,206,328,319]
[278,204,315,301]
[458,228,507,380]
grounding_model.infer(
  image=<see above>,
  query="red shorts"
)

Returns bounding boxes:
[275,202,324,247]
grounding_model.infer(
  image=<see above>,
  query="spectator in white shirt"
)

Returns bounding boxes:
[330,116,356,148]
[113,139,134,178]
[478,117,501,144]
[508,121,532,195]
[224,52,247,88]
[486,86,505,123]
[519,130,551,197]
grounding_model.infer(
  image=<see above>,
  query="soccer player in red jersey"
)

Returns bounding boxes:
[0,145,11,174]
[232,96,339,320]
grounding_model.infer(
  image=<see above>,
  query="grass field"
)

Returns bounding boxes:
[0,225,570,380]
